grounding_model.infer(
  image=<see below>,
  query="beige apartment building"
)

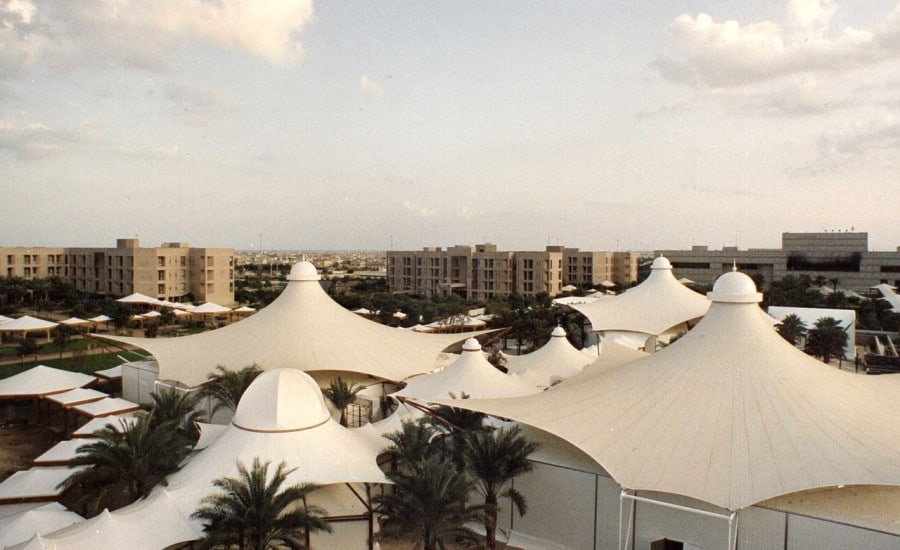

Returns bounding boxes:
[656,232,900,292]
[0,238,235,305]
[387,244,639,299]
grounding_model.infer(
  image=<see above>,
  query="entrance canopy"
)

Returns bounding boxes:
[0,366,96,400]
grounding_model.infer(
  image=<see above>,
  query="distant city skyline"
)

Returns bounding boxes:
[2,1,899,251]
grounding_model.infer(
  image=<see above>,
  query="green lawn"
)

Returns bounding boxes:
[0,350,150,380]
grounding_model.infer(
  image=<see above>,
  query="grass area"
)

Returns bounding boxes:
[0,349,150,380]
[0,337,94,358]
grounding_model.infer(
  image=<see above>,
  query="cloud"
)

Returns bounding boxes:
[359,75,385,99]
[0,0,315,78]
[658,2,896,88]
[793,118,900,175]
[402,199,436,218]
[0,120,90,159]
[165,85,223,126]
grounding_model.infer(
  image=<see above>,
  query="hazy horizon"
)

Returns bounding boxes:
[3,1,900,251]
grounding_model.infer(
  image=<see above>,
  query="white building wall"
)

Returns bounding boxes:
[631,496,727,550]
[787,515,899,550]
[508,461,597,549]
[738,507,786,549]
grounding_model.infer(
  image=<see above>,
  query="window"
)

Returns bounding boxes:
[157,256,165,267]
[207,269,214,280]
[23,255,30,265]
[5,255,13,264]
[23,267,31,276]
[158,284,166,294]
[158,270,166,281]
[180,256,186,267]
[206,256,214,267]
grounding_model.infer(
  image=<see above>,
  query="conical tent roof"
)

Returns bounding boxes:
[40,369,388,549]
[505,326,592,387]
[435,271,900,510]
[0,365,97,399]
[569,256,710,337]
[0,315,58,332]
[103,261,490,386]
[393,338,539,401]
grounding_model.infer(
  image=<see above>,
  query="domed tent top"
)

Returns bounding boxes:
[393,338,539,401]
[568,255,709,337]
[232,369,330,432]
[434,270,900,510]
[505,327,593,387]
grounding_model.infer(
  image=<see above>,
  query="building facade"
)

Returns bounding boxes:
[0,238,235,305]
[387,244,639,299]
[657,232,900,291]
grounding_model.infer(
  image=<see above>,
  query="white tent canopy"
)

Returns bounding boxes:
[436,271,900,511]
[189,302,231,315]
[505,326,593,387]
[39,369,389,549]
[871,283,900,313]
[72,414,138,438]
[0,315,13,325]
[0,503,83,549]
[45,388,107,408]
[569,256,710,339]
[33,440,95,466]
[393,338,539,401]
[103,261,489,386]
[0,467,84,505]
[115,293,160,305]
[0,316,58,337]
[58,317,90,328]
[71,397,140,418]
[0,366,96,400]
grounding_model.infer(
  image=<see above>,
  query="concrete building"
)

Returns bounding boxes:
[657,231,900,291]
[387,244,638,299]
[0,239,235,305]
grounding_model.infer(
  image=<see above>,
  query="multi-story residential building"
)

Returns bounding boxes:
[0,238,235,305]
[656,232,900,292]
[387,244,638,299]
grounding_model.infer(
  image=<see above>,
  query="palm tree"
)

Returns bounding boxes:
[374,455,483,550]
[196,364,263,416]
[150,387,206,445]
[322,377,363,426]
[805,316,849,364]
[192,458,330,550]
[425,397,488,467]
[462,426,540,549]
[777,313,807,346]
[54,325,77,359]
[58,412,187,516]
[381,419,440,469]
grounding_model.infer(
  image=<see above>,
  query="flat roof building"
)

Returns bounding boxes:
[656,232,900,291]
[387,244,639,299]
[0,239,235,305]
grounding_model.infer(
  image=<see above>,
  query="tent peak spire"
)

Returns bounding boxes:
[286,261,321,282]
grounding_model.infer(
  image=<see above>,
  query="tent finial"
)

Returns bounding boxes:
[732,258,737,272]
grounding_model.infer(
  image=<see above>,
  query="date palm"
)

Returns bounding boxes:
[197,364,263,415]
[58,412,187,516]
[462,426,540,549]
[192,458,330,550]
[374,454,483,550]
[805,316,848,364]
[322,377,363,426]
[776,313,807,346]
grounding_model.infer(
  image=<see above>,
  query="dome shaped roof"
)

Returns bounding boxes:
[462,338,481,352]
[650,256,672,270]
[707,270,762,303]
[286,261,321,282]
[232,369,330,432]
[551,326,567,338]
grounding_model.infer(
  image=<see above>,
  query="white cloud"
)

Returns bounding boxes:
[660,2,898,88]
[402,199,436,218]
[359,75,385,98]
[0,0,315,77]
[0,120,89,159]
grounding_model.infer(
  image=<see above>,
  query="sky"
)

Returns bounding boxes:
[2,0,899,252]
